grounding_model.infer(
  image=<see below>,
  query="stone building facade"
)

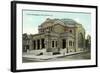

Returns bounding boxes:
[23,18,85,55]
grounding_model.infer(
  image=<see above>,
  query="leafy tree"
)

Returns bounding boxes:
[23,33,28,40]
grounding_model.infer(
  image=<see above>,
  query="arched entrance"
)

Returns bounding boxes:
[78,33,84,48]
[62,39,66,49]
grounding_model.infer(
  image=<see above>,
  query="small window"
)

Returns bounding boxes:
[69,30,72,33]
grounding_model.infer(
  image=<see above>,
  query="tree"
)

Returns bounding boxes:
[22,33,30,52]
[85,35,91,50]
[23,33,28,40]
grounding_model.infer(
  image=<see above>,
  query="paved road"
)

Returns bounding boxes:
[23,51,91,63]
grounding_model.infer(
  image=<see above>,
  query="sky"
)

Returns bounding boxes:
[23,10,91,37]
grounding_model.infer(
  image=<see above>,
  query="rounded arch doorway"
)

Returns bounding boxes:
[78,33,84,49]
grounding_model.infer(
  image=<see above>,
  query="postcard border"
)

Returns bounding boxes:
[11,1,98,72]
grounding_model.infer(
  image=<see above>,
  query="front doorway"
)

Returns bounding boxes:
[62,39,66,49]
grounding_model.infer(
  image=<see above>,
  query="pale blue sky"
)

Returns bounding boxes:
[23,10,91,36]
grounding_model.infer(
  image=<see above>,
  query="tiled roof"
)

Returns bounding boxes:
[60,19,77,25]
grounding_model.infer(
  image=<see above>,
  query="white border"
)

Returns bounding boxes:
[16,3,96,70]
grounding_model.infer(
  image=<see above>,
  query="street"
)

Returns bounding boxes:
[23,51,91,63]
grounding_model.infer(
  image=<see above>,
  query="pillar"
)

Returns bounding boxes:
[32,40,34,50]
[36,39,37,50]
[66,39,68,53]
[75,28,78,52]
[40,39,42,49]
[58,38,61,51]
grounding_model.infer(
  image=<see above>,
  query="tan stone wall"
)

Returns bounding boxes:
[53,24,65,33]
[23,19,86,55]
[41,23,53,28]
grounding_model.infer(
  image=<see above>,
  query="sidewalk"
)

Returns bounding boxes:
[23,51,87,61]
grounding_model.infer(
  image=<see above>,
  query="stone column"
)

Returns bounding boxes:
[75,28,78,52]
[54,40,56,48]
[29,41,31,50]
[40,39,42,49]
[44,39,46,49]
[83,33,85,51]
[32,40,34,50]
[34,40,36,50]
[46,32,51,51]
[66,39,68,53]
[46,39,51,52]
[54,40,56,52]
[58,38,61,51]
[32,40,35,50]
[36,39,37,50]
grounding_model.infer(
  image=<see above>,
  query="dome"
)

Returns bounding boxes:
[40,18,78,27]
[60,19,77,25]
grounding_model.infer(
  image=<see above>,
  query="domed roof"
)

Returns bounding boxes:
[40,18,78,27]
[60,19,77,25]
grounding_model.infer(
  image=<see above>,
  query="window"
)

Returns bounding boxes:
[52,41,54,48]
[46,28,50,32]
[69,30,72,33]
